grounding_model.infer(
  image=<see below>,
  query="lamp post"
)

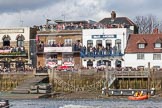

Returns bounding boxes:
[123,32,125,53]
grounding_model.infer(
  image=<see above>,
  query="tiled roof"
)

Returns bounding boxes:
[99,17,136,26]
[125,34,162,53]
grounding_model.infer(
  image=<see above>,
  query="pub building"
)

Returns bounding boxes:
[36,20,90,69]
[0,27,37,72]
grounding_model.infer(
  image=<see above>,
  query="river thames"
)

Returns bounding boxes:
[9,98,162,108]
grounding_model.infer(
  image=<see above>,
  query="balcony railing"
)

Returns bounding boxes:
[0,50,27,56]
[80,50,123,58]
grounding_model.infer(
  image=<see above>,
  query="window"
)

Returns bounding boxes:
[96,40,102,47]
[63,54,73,62]
[138,44,145,48]
[137,53,144,60]
[48,40,55,46]
[3,35,11,46]
[87,40,93,47]
[17,36,24,47]
[115,39,121,53]
[153,54,161,60]
[155,43,161,48]
[105,40,112,50]
[64,39,72,46]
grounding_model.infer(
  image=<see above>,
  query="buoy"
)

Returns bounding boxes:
[121,91,123,95]
[111,91,114,95]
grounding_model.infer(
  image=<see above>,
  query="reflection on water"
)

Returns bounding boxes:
[9,98,162,108]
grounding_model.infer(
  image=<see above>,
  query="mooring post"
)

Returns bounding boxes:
[105,62,109,97]
[51,67,55,98]
[148,62,150,96]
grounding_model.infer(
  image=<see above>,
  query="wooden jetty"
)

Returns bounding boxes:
[106,89,155,96]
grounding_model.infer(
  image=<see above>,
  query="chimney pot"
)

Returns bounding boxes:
[111,11,116,19]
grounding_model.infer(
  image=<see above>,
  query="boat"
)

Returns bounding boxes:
[128,95,148,100]
[0,99,9,108]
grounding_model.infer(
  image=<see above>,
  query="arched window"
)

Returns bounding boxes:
[16,34,25,47]
[115,60,121,68]
[87,40,93,47]
[96,40,102,47]
[105,39,112,50]
[2,35,11,46]
[87,59,93,67]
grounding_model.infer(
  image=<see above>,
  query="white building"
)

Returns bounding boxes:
[81,28,133,68]
[124,32,162,69]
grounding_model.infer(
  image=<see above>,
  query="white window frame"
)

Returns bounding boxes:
[153,53,161,60]
[138,43,145,48]
[155,43,161,48]
[137,53,145,60]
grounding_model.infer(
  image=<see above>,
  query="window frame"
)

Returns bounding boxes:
[154,43,162,49]
[138,43,145,49]
[153,53,161,60]
[64,39,72,46]
[17,36,24,47]
[137,53,145,60]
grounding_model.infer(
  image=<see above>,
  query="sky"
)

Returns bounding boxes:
[0,0,162,27]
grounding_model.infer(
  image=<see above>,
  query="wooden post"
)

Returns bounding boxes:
[51,68,54,93]
[148,62,150,95]
[105,62,109,96]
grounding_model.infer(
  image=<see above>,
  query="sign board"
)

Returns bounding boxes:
[63,62,74,66]
[44,47,72,52]
[46,62,57,67]
[92,34,117,39]
[0,29,24,34]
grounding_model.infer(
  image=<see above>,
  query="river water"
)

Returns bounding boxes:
[9,98,162,108]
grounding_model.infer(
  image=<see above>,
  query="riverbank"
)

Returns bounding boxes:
[53,91,103,99]
[0,91,162,100]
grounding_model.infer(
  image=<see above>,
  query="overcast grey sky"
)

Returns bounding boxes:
[0,0,162,27]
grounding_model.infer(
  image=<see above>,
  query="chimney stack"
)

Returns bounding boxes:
[111,11,116,19]
[153,28,159,34]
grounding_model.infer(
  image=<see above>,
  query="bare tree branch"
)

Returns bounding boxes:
[134,15,160,34]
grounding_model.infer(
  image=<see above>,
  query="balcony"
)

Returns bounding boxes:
[37,44,81,53]
[0,47,27,56]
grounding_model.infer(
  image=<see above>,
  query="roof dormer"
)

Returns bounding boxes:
[136,38,147,49]
[154,37,162,49]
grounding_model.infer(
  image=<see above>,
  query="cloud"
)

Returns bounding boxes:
[0,0,59,13]
[0,0,162,27]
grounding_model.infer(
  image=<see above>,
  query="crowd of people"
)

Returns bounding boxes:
[37,40,122,57]
[80,45,122,57]
[0,46,26,54]
[36,21,130,32]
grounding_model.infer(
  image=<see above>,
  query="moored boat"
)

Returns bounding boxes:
[128,95,148,100]
[0,99,9,108]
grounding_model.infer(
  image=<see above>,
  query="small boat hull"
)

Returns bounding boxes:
[128,95,148,100]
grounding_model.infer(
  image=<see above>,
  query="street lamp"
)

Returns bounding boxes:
[123,32,125,53]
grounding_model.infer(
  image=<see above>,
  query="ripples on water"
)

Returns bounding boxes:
[9,98,162,108]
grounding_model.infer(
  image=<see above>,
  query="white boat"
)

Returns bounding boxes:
[0,100,9,108]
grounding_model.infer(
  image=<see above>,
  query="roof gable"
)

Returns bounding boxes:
[136,38,147,44]
[155,37,162,43]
